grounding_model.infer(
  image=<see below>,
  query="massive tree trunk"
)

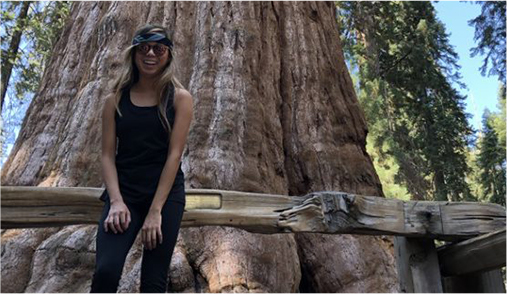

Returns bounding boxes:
[1,2,398,292]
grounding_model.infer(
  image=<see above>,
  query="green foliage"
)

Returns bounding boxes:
[468,1,506,84]
[366,132,411,201]
[463,83,505,206]
[476,109,506,206]
[489,84,506,148]
[337,1,474,202]
[465,146,483,200]
[10,2,71,98]
[1,1,71,165]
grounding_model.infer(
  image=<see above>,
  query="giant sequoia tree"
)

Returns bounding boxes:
[1,2,397,292]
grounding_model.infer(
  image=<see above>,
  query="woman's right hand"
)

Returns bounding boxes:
[104,200,131,234]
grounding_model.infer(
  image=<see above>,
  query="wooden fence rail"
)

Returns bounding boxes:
[1,186,505,238]
[438,228,506,293]
[1,186,505,293]
[438,228,506,276]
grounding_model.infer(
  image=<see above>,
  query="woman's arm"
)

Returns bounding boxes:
[101,95,131,234]
[101,95,123,204]
[143,88,193,249]
[149,88,194,212]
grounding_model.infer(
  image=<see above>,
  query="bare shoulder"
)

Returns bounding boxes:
[174,88,193,111]
[103,94,116,115]
[174,88,193,101]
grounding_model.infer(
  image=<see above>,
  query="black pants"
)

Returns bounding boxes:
[90,187,185,293]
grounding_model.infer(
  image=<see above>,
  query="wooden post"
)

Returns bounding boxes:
[438,228,505,276]
[394,236,443,293]
[442,269,505,293]
[438,229,506,293]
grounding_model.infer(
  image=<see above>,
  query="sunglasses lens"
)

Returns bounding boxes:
[137,44,168,57]
[138,44,150,54]
[154,45,166,56]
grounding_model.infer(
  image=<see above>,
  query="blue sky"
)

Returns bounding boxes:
[433,0,503,132]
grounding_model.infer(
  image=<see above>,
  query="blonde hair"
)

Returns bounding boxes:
[110,24,185,138]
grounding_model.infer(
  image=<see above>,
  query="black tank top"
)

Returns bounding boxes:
[99,83,185,204]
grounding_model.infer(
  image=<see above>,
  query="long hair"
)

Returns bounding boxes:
[110,24,185,138]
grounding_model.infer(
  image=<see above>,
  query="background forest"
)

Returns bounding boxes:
[1,0,505,206]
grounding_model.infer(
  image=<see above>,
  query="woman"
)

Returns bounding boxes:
[90,24,193,293]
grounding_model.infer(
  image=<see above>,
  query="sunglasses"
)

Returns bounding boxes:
[136,43,169,57]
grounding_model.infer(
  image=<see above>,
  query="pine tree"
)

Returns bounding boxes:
[0,1,31,110]
[0,1,71,166]
[337,1,474,201]
[468,1,506,84]
[490,84,506,148]
[477,110,506,206]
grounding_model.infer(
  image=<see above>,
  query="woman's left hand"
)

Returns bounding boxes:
[142,210,163,250]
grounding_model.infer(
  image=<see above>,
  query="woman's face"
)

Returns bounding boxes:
[134,41,171,78]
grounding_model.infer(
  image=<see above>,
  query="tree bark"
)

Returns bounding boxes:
[1,2,398,292]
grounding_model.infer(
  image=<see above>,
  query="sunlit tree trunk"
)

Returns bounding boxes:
[1,2,398,292]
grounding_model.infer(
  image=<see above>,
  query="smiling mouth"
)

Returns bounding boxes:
[143,60,157,65]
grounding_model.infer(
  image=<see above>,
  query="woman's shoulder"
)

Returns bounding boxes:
[174,88,192,100]
[174,88,193,110]
[105,88,128,105]
[103,94,117,113]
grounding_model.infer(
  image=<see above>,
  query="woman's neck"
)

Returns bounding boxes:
[134,75,159,93]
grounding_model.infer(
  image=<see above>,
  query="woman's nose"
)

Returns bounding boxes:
[146,48,156,56]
